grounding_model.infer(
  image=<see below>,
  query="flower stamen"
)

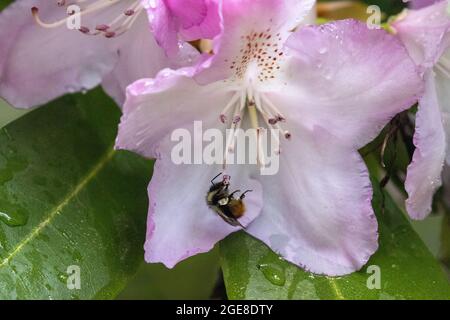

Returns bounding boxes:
[220,87,289,169]
[223,93,244,167]
[31,0,143,38]
[219,92,241,124]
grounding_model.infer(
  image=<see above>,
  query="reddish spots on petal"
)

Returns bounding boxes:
[226,30,285,81]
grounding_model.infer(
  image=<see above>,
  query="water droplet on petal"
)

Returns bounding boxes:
[319,47,328,54]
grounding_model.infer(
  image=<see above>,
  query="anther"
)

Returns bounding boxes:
[95,24,110,32]
[32,1,143,39]
[284,131,291,140]
[268,118,278,125]
[276,115,285,122]
[79,26,90,34]
[105,31,116,38]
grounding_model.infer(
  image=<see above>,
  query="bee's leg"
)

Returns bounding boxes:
[211,172,222,185]
[228,189,241,199]
[236,220,246,229]
[240,190,253,199]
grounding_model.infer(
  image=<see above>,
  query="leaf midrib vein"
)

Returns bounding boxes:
[327,277,345,299]
[0,148,116,269]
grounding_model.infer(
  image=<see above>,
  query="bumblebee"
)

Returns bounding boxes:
[206,173,252,228]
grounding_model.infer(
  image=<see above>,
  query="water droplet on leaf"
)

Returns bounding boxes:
[257,262,286,286]
[0,210,28,227]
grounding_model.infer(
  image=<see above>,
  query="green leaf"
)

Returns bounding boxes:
[361,0,406,16]
[440,211,450,270]
[220,180,450,300]
[320,0,406,17]
[0,99,28,129]
[0,0,14,11]
[118,248,220,300]
[0,88,152,299]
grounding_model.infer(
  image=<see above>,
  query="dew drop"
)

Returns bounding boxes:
[257,262,286,286]
[70,293,80,300]
[57,272,68,283]
[64,85,77,93]
[319,47,328,54]
[0,210,28,227]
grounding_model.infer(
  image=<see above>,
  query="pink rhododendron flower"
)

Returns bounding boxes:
[392,1,450,219]
[116,0,423,275]
[409,0,444,9]
[0,0,202,108]
[144,0,221,57]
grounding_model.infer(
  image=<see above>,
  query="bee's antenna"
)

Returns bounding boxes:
[229,190,241,199]
[240,190,253,199]
[211,172,222,185]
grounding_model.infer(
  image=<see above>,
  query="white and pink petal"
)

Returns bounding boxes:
[434,51,450,165]
[144,0,221,57]
[144,148,263,268]
[405,71,447,220]
[410,0,444,9]
[0,0,118,108]
[101,12,199,105]
[115,67,231,158]
[277,19,423,149]
[0,0,180,108]
[392,1,450,69]
[195,0,315,84]
[248,124,378,276]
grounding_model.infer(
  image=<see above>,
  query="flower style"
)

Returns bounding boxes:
[392,1,450,219]
[116,0,423,275]
[0,0,206,108]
